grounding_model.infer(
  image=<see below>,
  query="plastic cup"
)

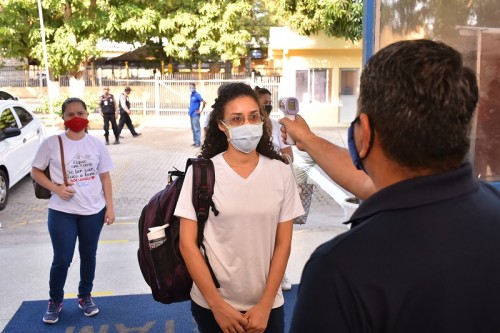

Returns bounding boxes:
[147,225,168,241]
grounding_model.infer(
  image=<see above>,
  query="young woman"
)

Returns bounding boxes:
[175,83,304,333]
[31,97,115,324]
[254,86,295,292]
[254,86,293,163]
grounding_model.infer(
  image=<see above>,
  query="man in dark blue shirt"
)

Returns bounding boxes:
[188,83,206,147]
[280,40,500,332]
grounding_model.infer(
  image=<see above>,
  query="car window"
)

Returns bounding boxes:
[0,91,16,100]
[0,108,20,137]
[13,106,33,127]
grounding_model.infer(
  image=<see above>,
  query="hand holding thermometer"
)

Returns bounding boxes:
[278,97,299,145]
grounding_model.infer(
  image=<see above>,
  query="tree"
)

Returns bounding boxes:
[0,0,100,78]
[280,0,363,42]
[103,0,284,68]
[158,1,272,65]
[0,0,114,96]
[0,0,282,83]
[0,0,40,66]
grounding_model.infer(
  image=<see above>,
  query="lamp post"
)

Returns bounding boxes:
[37,0,54,126]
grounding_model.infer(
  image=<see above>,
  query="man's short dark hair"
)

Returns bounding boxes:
[359,39,479,172]
[125,87,132,92]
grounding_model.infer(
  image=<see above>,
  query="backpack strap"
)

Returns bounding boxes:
[187,158,220,288]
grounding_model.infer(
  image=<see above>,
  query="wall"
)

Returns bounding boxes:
[269,27,362,127]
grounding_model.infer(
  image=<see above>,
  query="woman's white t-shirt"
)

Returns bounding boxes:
[32,133,114,215]
[174,153,304,311]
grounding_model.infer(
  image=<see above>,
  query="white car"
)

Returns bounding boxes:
[0,100,45,210]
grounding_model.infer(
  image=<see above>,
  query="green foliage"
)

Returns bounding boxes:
[280,0,363,42]
[35,95,68,115]
[0,105,17,129]
[0,0,283,74]
[0,0,39,61]
[0,0,106,78]
[159,1,254,64]
[83,92,100,113]
[35,93,98,115]
[323,0,363,42]
[2,0,495,80]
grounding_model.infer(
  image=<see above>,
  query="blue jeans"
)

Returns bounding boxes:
[190,116,201,145]
[47,208,105,301]
[191,301,284,333]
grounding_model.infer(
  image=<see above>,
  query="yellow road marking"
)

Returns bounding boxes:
[65,291,114,298]
[99,239,129,244]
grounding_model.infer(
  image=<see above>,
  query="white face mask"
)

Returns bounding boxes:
[225,123,263,154]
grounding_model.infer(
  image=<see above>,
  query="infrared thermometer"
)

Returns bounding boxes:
[278,97,299,145]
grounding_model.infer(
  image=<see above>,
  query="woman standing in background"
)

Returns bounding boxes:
[32,97,115,324]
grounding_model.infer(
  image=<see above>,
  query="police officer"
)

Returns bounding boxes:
[118,87,141,137]
[99,87,120,145]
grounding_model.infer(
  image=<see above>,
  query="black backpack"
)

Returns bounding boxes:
[137,158,219,304]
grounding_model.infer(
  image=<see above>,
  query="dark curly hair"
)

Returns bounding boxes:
[200,82,285,163]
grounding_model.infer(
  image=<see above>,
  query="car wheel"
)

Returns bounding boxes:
[0,169,8,210]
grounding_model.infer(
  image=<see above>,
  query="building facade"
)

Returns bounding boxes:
[269,27,362,127]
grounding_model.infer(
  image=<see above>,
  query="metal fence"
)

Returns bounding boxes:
[117,76,282,119]
[0,67,280,88]
[0,68,48,87]
[0,67,283,119]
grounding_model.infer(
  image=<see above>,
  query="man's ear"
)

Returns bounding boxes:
[358,113,373,159]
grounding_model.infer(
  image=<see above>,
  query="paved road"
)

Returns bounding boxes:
[0,120,350,331]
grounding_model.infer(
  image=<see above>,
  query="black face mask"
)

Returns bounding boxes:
[264,104,273,114]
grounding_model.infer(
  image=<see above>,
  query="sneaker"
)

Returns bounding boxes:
[113,140,120,145]
[43,299,62,324]
[133,133,142,137]
[281,274,292,291]
[78,296,99,317]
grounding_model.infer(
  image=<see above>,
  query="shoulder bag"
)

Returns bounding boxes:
[33,135,68,199]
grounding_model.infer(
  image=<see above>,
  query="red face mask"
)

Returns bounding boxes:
[64,117,89,132]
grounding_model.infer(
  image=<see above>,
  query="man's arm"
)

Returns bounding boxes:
[99,96,104,115]
[279,115,375,200]
[195,97,206,115]
[112,95,118,117]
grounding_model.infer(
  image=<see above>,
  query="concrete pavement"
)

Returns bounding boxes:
[0,118,351,331]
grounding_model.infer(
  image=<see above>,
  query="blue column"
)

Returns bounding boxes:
[362,0,376,66]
